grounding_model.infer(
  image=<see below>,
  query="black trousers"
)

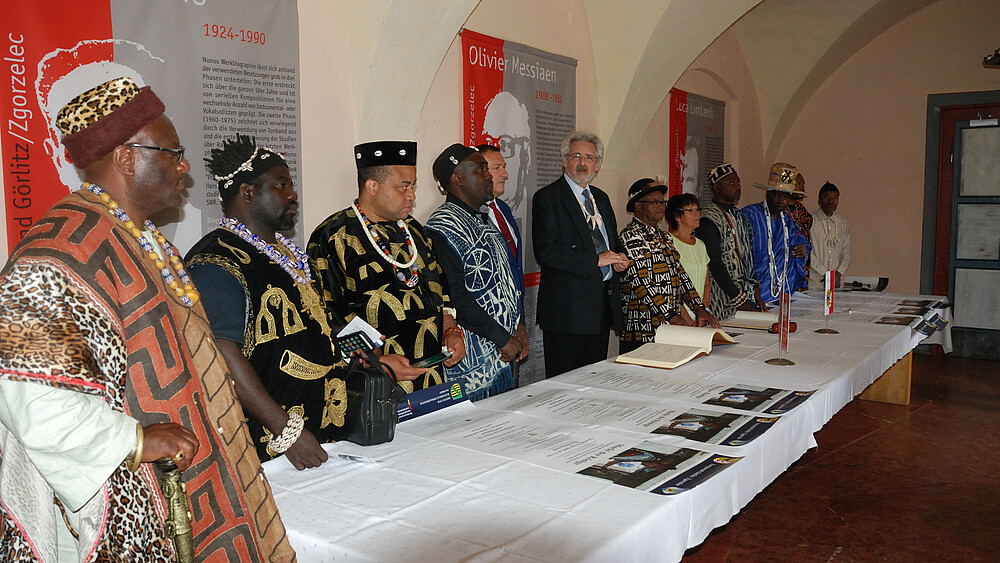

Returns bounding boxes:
[542,287,612,377]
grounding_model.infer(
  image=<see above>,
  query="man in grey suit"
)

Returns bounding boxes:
[532,131,628,377]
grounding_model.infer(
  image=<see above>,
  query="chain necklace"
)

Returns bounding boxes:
[764,204,790,298]
[84,183,199,307]
[822,214,840,248]
[351,201,420,287]
[219,217,311,284]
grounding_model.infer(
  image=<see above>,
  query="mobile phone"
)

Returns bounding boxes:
[410,349,454,369]
[337,331,375,356]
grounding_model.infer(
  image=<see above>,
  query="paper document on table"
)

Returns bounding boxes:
[558,369,815,415]
[479,388,780,446]
[700,385,815,414]
[479,387,693,433]
[405,406,741,494]
[404,409,630,472]
[577,440,740,494]
[650,408,779,446]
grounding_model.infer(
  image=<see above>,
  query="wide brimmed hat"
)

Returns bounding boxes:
[753,162,801,193]
[626,178,668,213]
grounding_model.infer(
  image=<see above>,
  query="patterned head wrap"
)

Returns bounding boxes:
[709,163,737,186]
[56,76,165,169]
[205,133,287,201]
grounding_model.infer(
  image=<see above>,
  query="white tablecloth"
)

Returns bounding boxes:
[263,292,948,562]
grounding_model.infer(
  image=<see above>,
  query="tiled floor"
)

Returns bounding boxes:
[682,352,1000,562]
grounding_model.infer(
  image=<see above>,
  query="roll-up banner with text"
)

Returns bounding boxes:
[668,88,726,206]
[1,0,301,254]
[462,29,577,384]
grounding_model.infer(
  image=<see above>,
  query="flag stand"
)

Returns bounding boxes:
[815,269,839,334]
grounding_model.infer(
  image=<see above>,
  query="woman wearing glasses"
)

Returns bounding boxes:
[666,193,711,325]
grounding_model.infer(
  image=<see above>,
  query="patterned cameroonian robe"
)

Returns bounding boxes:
[425,199,520,399]
[187,229,350,461]
[698,202,757,320]
[0,190,295,562]
[618,218,704,346]
[308,207,450,393]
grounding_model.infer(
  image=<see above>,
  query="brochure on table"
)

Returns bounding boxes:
[477,386,781,446]
[792,294,949,336]
[401,403,741,495]
[557,365,815,414]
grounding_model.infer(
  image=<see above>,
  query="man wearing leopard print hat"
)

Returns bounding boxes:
[0,77,294,561]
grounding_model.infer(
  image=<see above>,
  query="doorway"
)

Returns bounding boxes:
[923,91,1000,358]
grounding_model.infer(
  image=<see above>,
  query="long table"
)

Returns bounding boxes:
[263,292,948,562]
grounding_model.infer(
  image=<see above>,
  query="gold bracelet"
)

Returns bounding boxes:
[127,423,144,473]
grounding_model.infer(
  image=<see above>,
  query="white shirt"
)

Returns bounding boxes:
[565,173,612,280]
[809,211,851,288]
[0,380,136,562]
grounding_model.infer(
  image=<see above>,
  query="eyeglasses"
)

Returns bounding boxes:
[636,200,666,207]
[567,153,599,163]
[681,207,701,214]
[126,143,185,163]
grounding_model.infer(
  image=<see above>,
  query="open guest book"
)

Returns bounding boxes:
[722,310,779,330]
[615,325,737,369]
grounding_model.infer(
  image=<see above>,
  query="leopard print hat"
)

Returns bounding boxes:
[57,76,165,169]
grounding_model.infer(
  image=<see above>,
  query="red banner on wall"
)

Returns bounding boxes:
[668,88,688,199]
[1,1,113,246]
[462,30,505,149]
[2,1,303,256]
[461,29,577,383]
[667,87,726,205]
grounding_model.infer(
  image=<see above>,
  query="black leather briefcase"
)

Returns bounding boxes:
[339,355,407,446]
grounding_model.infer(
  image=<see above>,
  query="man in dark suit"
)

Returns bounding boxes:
[477,144,525,306]
[478,144,529,383]
[532,131,629,377]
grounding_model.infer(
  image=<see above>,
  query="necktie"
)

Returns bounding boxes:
[583,188,611,279]
[489,201,518,259]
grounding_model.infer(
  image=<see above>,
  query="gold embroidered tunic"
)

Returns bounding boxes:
[187,229,349,460]
[308,207,450,393]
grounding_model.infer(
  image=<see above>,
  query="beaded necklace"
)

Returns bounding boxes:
[719,204,745,262]
[351,201,420,287]
[84,183,199,307]
[764,204,790,298]
[219,217,311,284]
